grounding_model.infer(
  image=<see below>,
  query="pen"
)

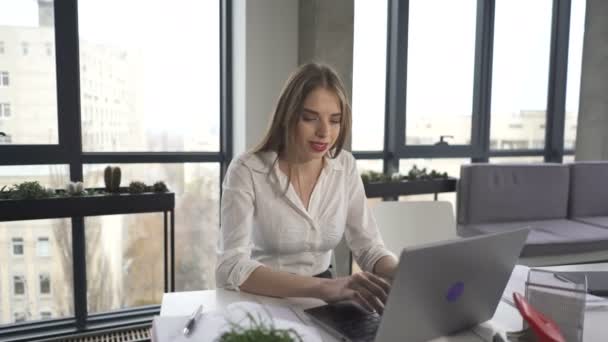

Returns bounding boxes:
[183,304,203,336]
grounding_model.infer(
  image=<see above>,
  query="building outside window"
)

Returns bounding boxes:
[0,41,4,54]
[13,275,26,296]
[40,311,52,320]
[0,71,9,86]
[39,273,51,295]
[12,237,24,256]
[36,237,51,257]
[0,103,11,117]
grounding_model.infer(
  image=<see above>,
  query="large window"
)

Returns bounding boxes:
[0,0,59,145]
[0,0,227,336]
[564,0,586,150]
[352,0,388,151]
[352,0,582,181]
[0,166,73,325]
[490,0,553,151]
[405,0,476,146]
[78,1,220,152]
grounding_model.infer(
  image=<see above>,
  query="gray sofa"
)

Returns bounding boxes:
[457,162,608,265]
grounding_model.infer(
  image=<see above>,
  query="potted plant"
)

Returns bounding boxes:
[360,165,456,198]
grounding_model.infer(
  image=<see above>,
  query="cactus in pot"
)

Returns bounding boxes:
[104,166,122,193]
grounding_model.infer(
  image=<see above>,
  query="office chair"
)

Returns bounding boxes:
[372,200,458,255]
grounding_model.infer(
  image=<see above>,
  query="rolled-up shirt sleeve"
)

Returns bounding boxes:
[215,159,263,290]
[343,155,396,273]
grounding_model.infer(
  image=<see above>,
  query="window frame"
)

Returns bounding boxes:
[0,0,232,339]
[354,0,576,173]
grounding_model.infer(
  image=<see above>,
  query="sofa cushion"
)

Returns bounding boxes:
[458,219,608,257]
[458,164,570,224]
[574,216,608,229]
[569,162,608,217]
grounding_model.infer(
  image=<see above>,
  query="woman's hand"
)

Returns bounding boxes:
[317,272,391,314]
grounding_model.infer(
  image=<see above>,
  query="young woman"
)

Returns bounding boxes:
[216,63,398,313]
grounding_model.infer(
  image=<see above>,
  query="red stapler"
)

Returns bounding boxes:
[512,292,566,342]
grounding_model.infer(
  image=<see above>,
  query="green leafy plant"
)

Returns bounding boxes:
[152,181,169,193]
[128,181,147,194]
[0,185,11,200]
[1,181,55,200]
[360,165,449,184]
[218,311,303,342]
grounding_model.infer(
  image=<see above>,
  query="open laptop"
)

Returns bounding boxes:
[305,228,530,342]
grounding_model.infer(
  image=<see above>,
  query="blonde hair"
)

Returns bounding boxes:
[254,63,352,186]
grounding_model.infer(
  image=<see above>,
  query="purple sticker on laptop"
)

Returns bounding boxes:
[446,281,464,302]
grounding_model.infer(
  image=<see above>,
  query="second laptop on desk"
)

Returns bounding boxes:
[305,229,530,342]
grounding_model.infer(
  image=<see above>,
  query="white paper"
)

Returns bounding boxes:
[153,301,322,342]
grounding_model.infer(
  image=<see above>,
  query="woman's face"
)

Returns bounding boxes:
[294,87,342,163]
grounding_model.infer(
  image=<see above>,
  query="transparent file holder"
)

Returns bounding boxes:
[523,269,587,342]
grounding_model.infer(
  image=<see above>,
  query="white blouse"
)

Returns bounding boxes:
[215,150,395,290]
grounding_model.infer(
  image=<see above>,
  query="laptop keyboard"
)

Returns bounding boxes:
[335,311,381,341]
[304,303,382,342]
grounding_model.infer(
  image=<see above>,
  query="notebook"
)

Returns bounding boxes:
[151,301,322,342]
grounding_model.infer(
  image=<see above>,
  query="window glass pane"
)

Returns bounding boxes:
[39,273,51,294]
[356,159,383,174]
[563,155,575,163]
[352,0,387,151]
[83,163,219,313]
[78,1,220,152]
[12,237,24,256]
[0,0,59,144]
[0,165,73,324]
[491,0,552,150]
[405,0,476,146]
[37,237,51,257]
[488,156,544,163]
[13,275,25,295]
[564,0,586,150]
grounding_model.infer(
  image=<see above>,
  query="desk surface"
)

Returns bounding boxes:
[161,263,608,342]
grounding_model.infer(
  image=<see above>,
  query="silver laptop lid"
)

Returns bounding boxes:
[375,228,529,342]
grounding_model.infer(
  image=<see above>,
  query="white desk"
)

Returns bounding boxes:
[491,263,608,342]
[160,263,608,342]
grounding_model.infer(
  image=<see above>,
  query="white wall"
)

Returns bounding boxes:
[232,0,299,156]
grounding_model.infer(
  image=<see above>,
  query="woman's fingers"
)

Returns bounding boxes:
[352,291,376,313]
[366,272,392,295]
[351,283,385,314]
[352,272,389,303]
